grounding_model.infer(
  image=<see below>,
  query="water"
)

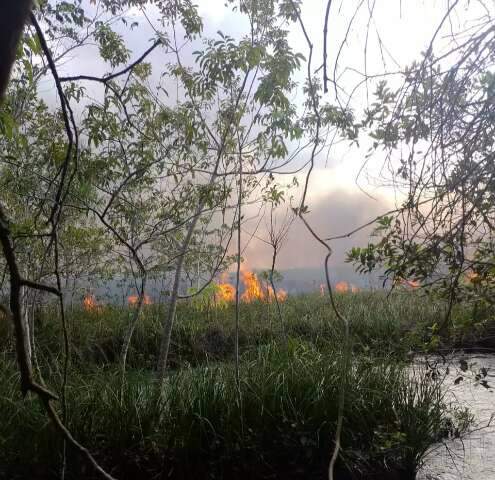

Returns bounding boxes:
[418,354,495,480]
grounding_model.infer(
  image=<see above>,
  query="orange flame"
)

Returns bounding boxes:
[127,294,152,306]
[83,294,100,312]
[320,284,325,296]
[403,279,420,289]
[241,270,264,302]
[266,285,288,302]
[214,267,288,304]
[464,270,480,285]
[215,283,236,303]
[334,281,360,293]
[276,288,288,302]
[335,281,349,293]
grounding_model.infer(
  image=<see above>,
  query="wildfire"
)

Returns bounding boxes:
[402,279,420,289]
[335,281,349,293]
[267,285,288,302]
[215,283,236,303]
[320,284,325,296]
[334,281,360,294]
[241,270,264,302]
[83,294,101,312]
[276,289,288,301]
[214,268,287,304]
[127,294,152,306]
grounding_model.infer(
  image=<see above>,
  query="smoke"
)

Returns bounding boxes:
[242,187,393,272]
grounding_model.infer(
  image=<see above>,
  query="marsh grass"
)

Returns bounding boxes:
[0,342,469,479]
[7,291,481,374]
[0,292,479,479]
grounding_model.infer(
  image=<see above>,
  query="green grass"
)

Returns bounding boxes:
[8,290,490,374]
[0,291,481,479]
[0,343,470,479]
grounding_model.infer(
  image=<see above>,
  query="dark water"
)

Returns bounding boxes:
[418,355,495,480]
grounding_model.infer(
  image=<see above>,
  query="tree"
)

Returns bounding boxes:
[348,2,495,329]
[153,0,306,384]
[0,1,202,477]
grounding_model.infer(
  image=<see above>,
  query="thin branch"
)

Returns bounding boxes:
[59,39,162,84]
[323,0,333,93]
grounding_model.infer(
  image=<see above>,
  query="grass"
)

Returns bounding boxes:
[0,291,482,479]
[10,290,491,373]
[0,344,469,479]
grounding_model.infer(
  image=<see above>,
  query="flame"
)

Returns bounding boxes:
[276,288,288,302]
[83,294,100,312]
[334,281,360,294]
[127,294,152,306]
[215,283,235,303]
[320,284,325,297]
[404,279,420,289]
[395,278,420,289]
[335,281,349,293]
[466,271,477,280]
[214,267,288,304]
[266,285,288,302]
[241,270,264,302]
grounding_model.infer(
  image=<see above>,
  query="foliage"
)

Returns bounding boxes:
[0,333,469,479]
[350,9,495,311]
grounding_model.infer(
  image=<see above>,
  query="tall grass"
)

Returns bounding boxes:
[0,292,478,479]
[0,342,469,479]
[4,291,481,374]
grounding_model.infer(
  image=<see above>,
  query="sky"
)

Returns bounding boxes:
[38,0,485,278]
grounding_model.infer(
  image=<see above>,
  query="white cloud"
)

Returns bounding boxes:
[197,0,229,25]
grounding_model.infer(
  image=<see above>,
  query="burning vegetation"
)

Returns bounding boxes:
[82,294,101,312]
[128,294,153,306]
[334,281,360,294]
[215,283,236,303]
[395,278,420,289]
[215,268,287,304]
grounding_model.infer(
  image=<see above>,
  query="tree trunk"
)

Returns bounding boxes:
[234,163,242,386]
[0,1,33,101]
[21,286,33,363]
[155,214,200,388]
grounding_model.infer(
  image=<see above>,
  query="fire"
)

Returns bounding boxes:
[267,285,288,302]
[241,270,264,302]
[214,267,288,304]
[320,284,325,296]
[334,281,360,294]
[395,278,420,289]
[276,289,288,302]
[83,294,100,312]
[127,294,152,306]
[215,283,235,303]
[403,279,420,289]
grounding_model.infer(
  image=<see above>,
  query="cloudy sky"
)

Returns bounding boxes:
[41,1,482,275]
